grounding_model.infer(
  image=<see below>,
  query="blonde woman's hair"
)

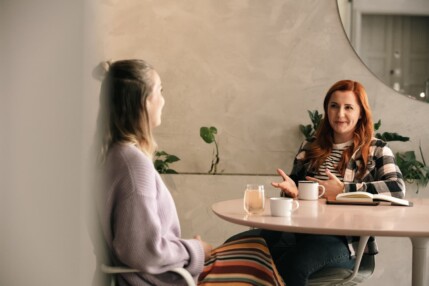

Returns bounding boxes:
[95,59,157,163]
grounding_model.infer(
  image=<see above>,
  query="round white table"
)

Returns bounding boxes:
[212,198,429,286]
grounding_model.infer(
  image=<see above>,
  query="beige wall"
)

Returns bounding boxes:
[1,1,92,286]
[97,0,429,178]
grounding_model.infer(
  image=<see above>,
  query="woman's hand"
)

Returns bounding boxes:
[271,168,299,198]
[194,235,213,261]
[305,169,344,198]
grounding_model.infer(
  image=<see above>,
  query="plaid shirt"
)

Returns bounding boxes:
[288,138,406,256]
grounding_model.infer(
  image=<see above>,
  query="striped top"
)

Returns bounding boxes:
[314,140,353,182]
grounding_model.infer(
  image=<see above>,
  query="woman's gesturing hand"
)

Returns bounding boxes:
[271,168,299,198]
[305,169,344,198]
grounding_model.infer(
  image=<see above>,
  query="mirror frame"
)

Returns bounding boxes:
[337,0,429,102]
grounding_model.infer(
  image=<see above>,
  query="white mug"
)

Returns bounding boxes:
[298,181,325,200]
[270,197,299,217]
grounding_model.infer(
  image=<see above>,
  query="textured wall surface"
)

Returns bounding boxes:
[98,0,429,177]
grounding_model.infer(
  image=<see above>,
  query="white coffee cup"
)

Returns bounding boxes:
[270,197,299,217]
[298,181,326,200]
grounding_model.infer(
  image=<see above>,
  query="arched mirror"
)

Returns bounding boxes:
[337,0,429,102]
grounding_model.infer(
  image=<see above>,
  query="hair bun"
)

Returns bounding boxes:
[92,60,113,81]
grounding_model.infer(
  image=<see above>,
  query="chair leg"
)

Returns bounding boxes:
[332,236,370,286]
[170,268,197,286]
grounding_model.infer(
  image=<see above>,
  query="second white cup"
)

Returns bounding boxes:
[270,197,299,217]
[298,181,325,200]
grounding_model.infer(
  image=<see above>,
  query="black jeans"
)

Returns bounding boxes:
[226,229,355,286]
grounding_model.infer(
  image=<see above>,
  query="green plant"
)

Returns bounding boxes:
[200,126,219,174]
[299,110,323,141]
[154,150,180,174]
[299,110,427,193]
[373,119,410,142]
[396,146,429,193]
[374,120,429,192]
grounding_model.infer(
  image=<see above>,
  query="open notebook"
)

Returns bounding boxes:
[327,192,412,206]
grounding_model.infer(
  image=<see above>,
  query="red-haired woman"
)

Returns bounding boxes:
[230,80,405,286]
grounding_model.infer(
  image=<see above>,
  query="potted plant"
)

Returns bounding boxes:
[396,146,429,193]
[154,150,180,174]
[155,126,221,175]
[200,126,220,174]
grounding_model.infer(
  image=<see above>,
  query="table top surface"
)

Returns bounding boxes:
[212,198,429,237]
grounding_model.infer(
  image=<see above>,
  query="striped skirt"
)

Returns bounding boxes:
[198,237,285,286]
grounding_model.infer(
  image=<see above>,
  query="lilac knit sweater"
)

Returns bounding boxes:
[99,143,204,285]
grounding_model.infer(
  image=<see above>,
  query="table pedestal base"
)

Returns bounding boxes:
[410,237,429,286]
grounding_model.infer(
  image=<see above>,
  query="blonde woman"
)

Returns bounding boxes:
[95,59,211,285]
[94,59,284,286]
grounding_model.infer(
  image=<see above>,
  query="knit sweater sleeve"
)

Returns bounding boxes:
[110,146,204,276]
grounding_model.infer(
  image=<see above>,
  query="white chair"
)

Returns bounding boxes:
[100,263,196,286]
[308,236,375,286]
[92,220,196,286]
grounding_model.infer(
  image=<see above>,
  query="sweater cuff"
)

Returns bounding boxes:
[181,239,205,276]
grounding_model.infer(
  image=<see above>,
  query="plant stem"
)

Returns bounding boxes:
[213,139,219,174]
[419,142,426,166]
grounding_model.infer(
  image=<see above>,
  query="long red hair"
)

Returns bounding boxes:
[306,80,374,179]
